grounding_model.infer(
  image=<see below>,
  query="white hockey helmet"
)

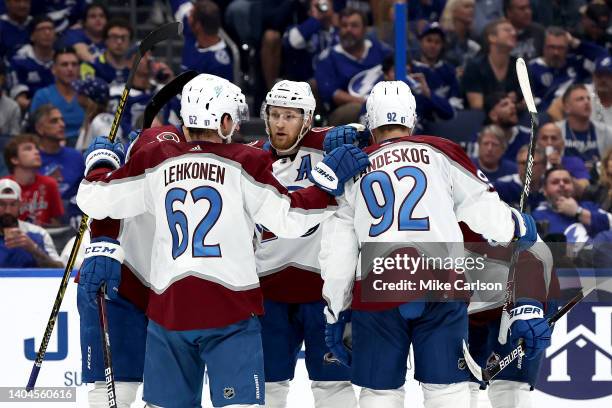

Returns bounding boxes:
[365,80,417,132]
[261,80,316,153]
[180,74,249,142]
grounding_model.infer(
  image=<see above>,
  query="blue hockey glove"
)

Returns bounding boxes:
[309,144,370,196]
[325,309,352,367]
[508,299,551,359]
[84,136,126,175]
[125,129,142,162]
[323,124,370,153]
[510,208,537,251]
[79,237,125,302]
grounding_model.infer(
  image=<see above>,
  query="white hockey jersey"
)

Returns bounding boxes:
[77,140,337,330]
[253,128,330,303]
[320,135,518,320]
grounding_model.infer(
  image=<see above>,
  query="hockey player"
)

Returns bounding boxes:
[319,80,545,408]
[254,80,357,408]
[76,73,369,407]
[77,125,185,407]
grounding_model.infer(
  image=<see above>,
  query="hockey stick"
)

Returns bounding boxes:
[26,21,183,392]
[463,285,596,382]
[142,70,198,129]
[97,284,117,407]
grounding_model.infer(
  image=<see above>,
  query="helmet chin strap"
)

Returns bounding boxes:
[268,116,312,155]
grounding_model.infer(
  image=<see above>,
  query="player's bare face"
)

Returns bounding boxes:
[268,107,303,150]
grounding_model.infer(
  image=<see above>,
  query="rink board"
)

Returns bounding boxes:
[0,269,611,407]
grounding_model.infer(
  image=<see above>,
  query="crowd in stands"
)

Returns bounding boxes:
[0,0,611,268]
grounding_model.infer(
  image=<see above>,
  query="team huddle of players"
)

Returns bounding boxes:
[74,73,552,408]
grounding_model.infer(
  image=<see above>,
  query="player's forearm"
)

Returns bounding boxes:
[333,90,365,106]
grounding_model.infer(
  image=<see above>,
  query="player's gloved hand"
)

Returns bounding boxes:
[508,299,552,359]
[323,124,370,153]
[79,237,125,302]
[309,145,370,196]
[84,136,126,175]
[125,129,142,162]
[324,309,352,367]
[510,208,537,251]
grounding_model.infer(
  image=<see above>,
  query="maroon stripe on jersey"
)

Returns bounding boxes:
[260,267,323,303]
[300,127,330,150]
[146,276,264,330]
[118,266,149,312]
[90,218,121,239]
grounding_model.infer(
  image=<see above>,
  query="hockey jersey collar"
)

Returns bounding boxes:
[197,39,227,53]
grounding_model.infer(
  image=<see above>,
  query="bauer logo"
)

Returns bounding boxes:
[537,302,612,399]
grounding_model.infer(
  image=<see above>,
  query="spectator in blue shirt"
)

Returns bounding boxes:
[80,18,132,86]
[179,0,233,82]
[0,0,32,60]
[494,145,547,210]
[30,0,87,34]
[6,15,55,100]
[59,2,108,63]
[473,124,518,182]
[528,27,608,111]
[536,122,590,196]
[532,167,612,256]
[282,0,338,82]
[315,7,391,125]
[30,47,84,142]
[32,104,84,223]
[0,178,62,267]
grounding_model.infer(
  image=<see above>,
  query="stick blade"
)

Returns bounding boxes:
[139,21,183,54]
[462,340,484,381]
[516,58,537,114]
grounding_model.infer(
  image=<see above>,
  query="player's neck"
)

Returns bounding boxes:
[13,167,37,186]
[373,129,407,143]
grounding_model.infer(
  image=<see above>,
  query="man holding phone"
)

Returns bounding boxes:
[0,178,62,267]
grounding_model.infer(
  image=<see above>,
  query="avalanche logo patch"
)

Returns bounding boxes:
[223,387,235,399]
[156,132,180,143]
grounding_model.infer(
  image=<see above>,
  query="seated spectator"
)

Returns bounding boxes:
[533,167,612,256]
[494,145,546,210]
[529,27,608,111]
[30,47,84,143]
[0,60,22,139]
[504,0,545,60]
[0,0,32,60]
[440,0,481,72]
[468,92,530,160]
[411,22,462,114]
[80,18,132,86]
[30,0,86,34]
[108,52,159,139]
[473,124,517,182]
[282,0,338,83]
[537,122,590,195]
[177,0,233,82]
[32,104,84,223]
[590,56,612,135]
[315,7,391,125]
[73,76,115,150]
[577,2,612,52]
[530,0,585,29]
[2,134,63,226]
[59,2,108,63]
[462,18,520,110]
[0,178,63,267]
[583,147,612,213]
[407,0,446,33]
[556,83,612,167]
[6,15,55,100]
[472,0,503,38]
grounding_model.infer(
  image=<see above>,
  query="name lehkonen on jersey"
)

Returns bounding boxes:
[372,279,503,292]
[164,161,226,186]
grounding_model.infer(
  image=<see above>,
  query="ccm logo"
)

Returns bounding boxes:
[85,246,117,255]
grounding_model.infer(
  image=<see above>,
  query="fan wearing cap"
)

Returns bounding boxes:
[0,178,62,267]
[73,76,119,150]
